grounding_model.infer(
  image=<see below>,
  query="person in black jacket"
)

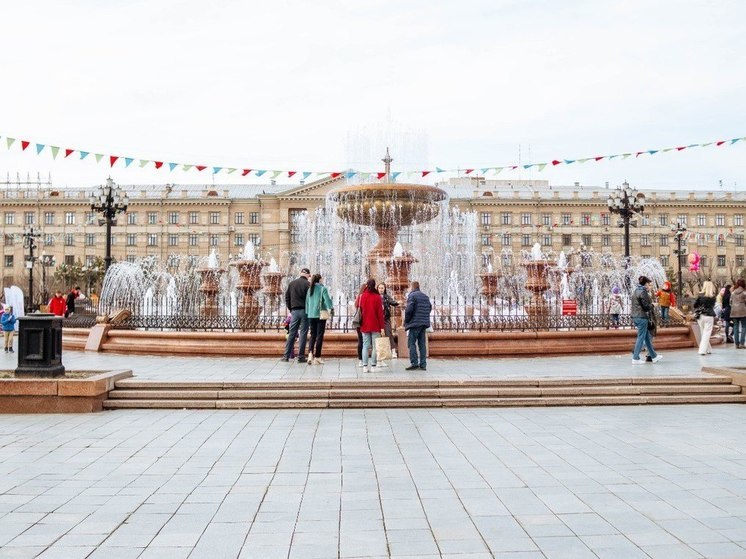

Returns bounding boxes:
[282,268,311,362]
[377,282,399,356]
[65,286,80,318]
[404,281,432,371]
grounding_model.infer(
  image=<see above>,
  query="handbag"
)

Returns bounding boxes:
[351,307,362,329]
[375,336,392,360]
[318,289,331,321]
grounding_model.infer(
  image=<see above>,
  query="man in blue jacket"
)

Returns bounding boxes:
[404,281,432,370]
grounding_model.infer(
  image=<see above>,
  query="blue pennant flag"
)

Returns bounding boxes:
[391,172,401,180]
[480,168,489,175]
[212,167,222,174]
[35,143,45,154]
[731,138,741,144]
[302,172,312,180]
[255,170,267,177]
[80,151,89,160]
[124,157,133,167]
[345,171,356,178]
[647,150,658,155]
[564,159,575,164]
[168,163,177,171]
[436,167,445,173]
[523,164,533,169]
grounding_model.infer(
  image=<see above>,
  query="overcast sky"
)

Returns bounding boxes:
[0,0,744,190]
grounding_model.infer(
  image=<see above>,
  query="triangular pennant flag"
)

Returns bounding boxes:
[242,169,252,176]
[436,167,445,173]
[94,153,104,163]
[80,151,90,160]
[594,156,604,161]
[124,157,133,167]
[687,144,699,148]
[359,172,370,179]
[716,140,726,146]
[154,161,163,169]
[731,138,741,144]
[255,170,267,177]
[195,165,206,171]
[270,170,281,179]
[422,171,431,177]
[21,140,30,151]
[65,148,74,158]
[510,165,518,170]
[701,142,713,147]
[622,153,631,159]
[564,159,575,164]
[302,172,312,180]
[537,163,547,171]
[376,172,386,179]
[494,167,502,175]
[213,167,223,174]
[608,155,618,159]
[288,171,296,178]
[6,137,15,149]
[345,171,356,179]
[464,169,474,174]
[50,146,60,159]
[109,155,119,167]
[168,163,177,171]
[523,164,533,169]
[551,160,561,166]
[647,150,658,155]
[635,151,644,157]
[182,164,193,171]
[577,158,591,163]
[675,146,687,151]
[139,159,149,167]
[391,172,401,180]
[330,172,341,179]
[480,168,489,175]
[226,168,237,174]
[35,143,45,154]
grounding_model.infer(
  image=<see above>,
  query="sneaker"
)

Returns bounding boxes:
[280,357,289,362]
[651,355,663,363]
[314,358,324,365]
[392,349,398,359]
[375,362,387,368]
[358,360,363,367]
[298,357,307,363]
[8,348,13,353]
[362,366,369,373]
[405,365,419,371]
[645,356,653,362]
[631,359,644,365]
[419,366,427,371]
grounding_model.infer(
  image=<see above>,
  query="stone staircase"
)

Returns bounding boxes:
[103,376,745,409]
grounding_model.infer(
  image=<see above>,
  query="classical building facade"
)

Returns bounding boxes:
[2,176,745,296]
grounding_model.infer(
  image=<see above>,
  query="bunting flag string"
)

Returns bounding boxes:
[0,133,744,183]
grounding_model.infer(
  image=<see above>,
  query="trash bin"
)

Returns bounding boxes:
[14,313,65,378]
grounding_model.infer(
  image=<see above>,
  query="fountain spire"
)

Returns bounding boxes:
[382,147,393,182]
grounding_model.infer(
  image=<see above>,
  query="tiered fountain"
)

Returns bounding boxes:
[229,241,267,326]
[522,243,555,317]
[196,249,224,318]
[261,257,284,307]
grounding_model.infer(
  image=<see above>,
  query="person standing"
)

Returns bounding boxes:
[609,286,623,328]
[282,268,311,363]
[693,281,718,355]
[721,284,733,343]
[730,279,746,349]
[65,286,80,318]
[631,276,662,364]
[1,306,16,353]
[655,281,676,324]
[377,282,399,357]
[305,274,333,365]
[358,279,385,373]
[49,291,67,317]
[354,283,366,367]
[404,281,432,371]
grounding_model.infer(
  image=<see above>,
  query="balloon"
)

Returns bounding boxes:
[688,251,700,272]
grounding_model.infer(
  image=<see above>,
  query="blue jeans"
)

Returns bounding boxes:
[733,317,746,346]
[361,332,380,367]
[408,326,427,368]
[283,309,309,359]
[660,306,669,322]
[632,317,657,361]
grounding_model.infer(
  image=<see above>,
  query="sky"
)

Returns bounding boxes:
[0,0,744,190]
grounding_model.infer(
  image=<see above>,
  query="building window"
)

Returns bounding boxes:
[248,233,260,246]
[168,212,179,225]
[697,214,706,227]
[289,209,305,243]
[147,212,158,225]
[736,234,744,247]
[659,214,669,227]
[147,234,158,246]
[168,234,178,247]
[502,233,511,246]
[481,234,490,247]
[480,212,491,226]
[234,212,244,225]
[65,255,75,266]
[717,236,725,247]
[659,255,669,267]
[601,213,610,226]
[659,235,668,247]
[521,234,531,247]
[235,233,244,247]
[542,234,552,246]
[602,235,610,247]
[189,234,198,247]
[561,213,571,225]
[44,234,54,246]
[85,233,95,246]
[541,213,552,226]
[735,214,744,226]
[127,212,137,225]
[581,213,591,226]
[44,212,55,225]
[22,212,34,225]
[250,212,259,225]
[562,234,572,246]
[209,212,220,225]
[737,255,744,267]
[209,234,219,247]
[4,255,13,268]
[65,234,74,246]
[189,212,199,225]
[717,255,726,267]
[501,212,511,225]
[521,213,532,226]
[65,212,75,225]
[716,214,725,227]
[127,234,136,246]
[4,212,15,225]
[127,255,136,263]
[581,234,592,247]
[699,255,707,268]
[84,255,94,267]
[641,215,650,226]
[640,235,650,247]
[677,214,688,226]
[3,234,13,246]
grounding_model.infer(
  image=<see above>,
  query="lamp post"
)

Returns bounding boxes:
[90,177,128,271]
[40,252,56,308]
[22,227,41,312]
[607,181,646,260]
[672,222,687,302]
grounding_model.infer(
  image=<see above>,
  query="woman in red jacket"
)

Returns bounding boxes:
[357,278,385,372]
[48,291,67,317]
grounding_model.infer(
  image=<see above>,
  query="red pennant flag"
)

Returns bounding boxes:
[241,169,252,176]
[594,156,604,161]
[330,172,342,179]
[422,171,431,177]
[110,155,119,167]
[288,171,296,178]
[196,165,206,171]
[716,140,726,146]
[676,146,687,151]
[65,149,74,158]
[464,169,474,174]
[551,160,561,166]
[510,165,518,170]
[154,161,163,169]
[635,151,644,157]
[21,140,30,151]
[376,172,386,179]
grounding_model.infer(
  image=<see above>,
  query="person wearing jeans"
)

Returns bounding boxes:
[404,281,433,371]
[630,276,661,364]
[730,279,746,349]
[282,268,311,362]
[357,278,385,373]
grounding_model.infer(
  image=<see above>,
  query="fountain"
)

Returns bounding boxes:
[479,262,502,307]
[522,243,555,317]
[197,249,225,318]
[261,257,284,308]
[229,242,267,325]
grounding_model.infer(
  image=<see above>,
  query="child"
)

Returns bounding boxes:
[609,287,622,328]
[655,281,676,323]
[1,306,16,353]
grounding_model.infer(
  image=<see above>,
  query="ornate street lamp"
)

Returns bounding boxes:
[22,227,41,312]
[90,177,128,270]
[40,252,56,308]
[671,222,687,302]
[607,181,646,259]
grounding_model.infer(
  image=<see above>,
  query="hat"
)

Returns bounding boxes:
[638,275,651,285]
[300,267,311,275]
[611,286,620,294]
